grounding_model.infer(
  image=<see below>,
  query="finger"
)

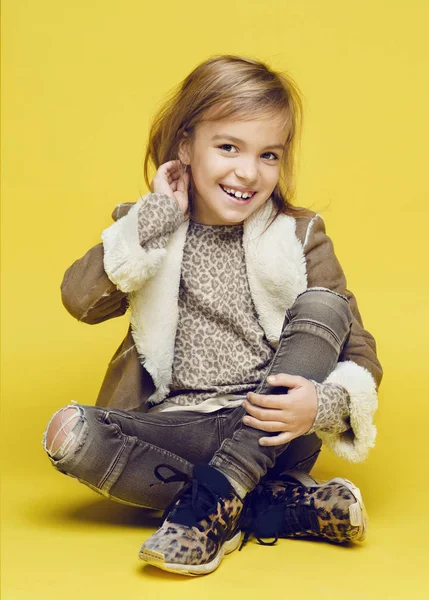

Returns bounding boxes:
[169,164,183,177]
[167,170,180,181]
[170,171,184,185]
[244,401,285,422]
[259,431,296,446]
[242,415,287,433]
[177,171,189,192]
[159,160,181,177]
[266,373,306,388]
[246,392,286,409]
[163,159,181,168]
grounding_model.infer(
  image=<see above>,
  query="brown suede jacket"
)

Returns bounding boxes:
[61,193,383,462]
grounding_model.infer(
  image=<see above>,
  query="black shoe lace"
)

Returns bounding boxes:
[238,484,282,551]
[238,483,320,551]
[283,496,319,535]
[150,464,226,532]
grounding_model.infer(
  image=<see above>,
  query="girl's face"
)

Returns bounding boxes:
[180,114,288,226]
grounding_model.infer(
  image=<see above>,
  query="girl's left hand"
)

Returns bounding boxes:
[243,373,318,446]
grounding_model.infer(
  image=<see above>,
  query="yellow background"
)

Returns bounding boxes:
[2,1,428,597]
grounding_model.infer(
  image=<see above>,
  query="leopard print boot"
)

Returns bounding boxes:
[242,470,368,547]
[139,463,244,576]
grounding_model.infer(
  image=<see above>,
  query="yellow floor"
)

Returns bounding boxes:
[2,288,428,599]
[2,412,428,600]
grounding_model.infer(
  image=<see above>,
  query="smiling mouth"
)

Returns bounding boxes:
[219,184,256,202]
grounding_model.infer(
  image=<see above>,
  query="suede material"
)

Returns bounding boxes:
[59,197,383,461]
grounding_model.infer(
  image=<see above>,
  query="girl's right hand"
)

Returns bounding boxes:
[150,159,190,214]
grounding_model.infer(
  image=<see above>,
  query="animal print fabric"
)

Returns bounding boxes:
[139,492,243,567]
[137,191,185,250]
[137,193,274,407]
[137,192,352,434]
[263,477,364,543]
[307,380,351,435]
[168,219,276,406]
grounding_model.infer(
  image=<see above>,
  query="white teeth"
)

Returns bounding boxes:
[221,185,255,199]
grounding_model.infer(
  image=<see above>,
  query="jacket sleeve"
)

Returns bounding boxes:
[101,191,185,293]
[303,213,383,462]
[61,242,129,325]
[61,192,185,324]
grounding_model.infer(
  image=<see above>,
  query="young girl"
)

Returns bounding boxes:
[43,54,383,576]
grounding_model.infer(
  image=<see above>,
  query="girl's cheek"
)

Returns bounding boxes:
[267,169,281,187]
[211,153,230,171]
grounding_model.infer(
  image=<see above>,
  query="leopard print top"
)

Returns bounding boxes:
[137,192,351,435]
[137,191,184,250]
[307,380,351,434]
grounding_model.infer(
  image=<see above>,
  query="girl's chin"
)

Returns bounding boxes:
[193,206,258,226]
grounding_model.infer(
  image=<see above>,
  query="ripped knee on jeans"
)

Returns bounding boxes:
[42,403,85,460]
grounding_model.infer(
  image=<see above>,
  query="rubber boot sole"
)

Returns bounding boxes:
[138,530,242,576]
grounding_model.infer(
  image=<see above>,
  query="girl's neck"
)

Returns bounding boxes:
[190,218,243,229]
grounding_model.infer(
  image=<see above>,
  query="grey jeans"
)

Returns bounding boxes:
[43,287,353,508]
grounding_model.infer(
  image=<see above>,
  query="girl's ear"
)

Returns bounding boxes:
[178,132,191,165]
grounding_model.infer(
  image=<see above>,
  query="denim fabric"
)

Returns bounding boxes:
[209,287,354,489]
[43,287,353,507]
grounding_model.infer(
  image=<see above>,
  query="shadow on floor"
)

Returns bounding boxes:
[29,495,163,528]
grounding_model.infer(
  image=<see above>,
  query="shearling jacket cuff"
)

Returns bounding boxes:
[302,212,382,462]
[313,360,378,463]
[101,192,185,293]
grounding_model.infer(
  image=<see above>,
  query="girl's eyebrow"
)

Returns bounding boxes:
[212,134,285,151]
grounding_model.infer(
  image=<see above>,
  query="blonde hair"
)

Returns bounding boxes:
[143,54,314,222]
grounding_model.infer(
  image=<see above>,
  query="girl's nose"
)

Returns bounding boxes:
[234,159,258,183]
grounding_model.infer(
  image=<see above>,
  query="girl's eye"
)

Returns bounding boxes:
[218,145,279,160]
[219,144,237,153]
[262,152,279,161]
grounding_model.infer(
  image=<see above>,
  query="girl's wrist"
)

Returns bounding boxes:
[305,380,351,435]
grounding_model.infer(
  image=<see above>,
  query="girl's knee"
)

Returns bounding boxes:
[304,286,349,304]
[290,287,353,331]
[43,404,85,460]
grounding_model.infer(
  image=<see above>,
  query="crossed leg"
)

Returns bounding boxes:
[43,287,353,506]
